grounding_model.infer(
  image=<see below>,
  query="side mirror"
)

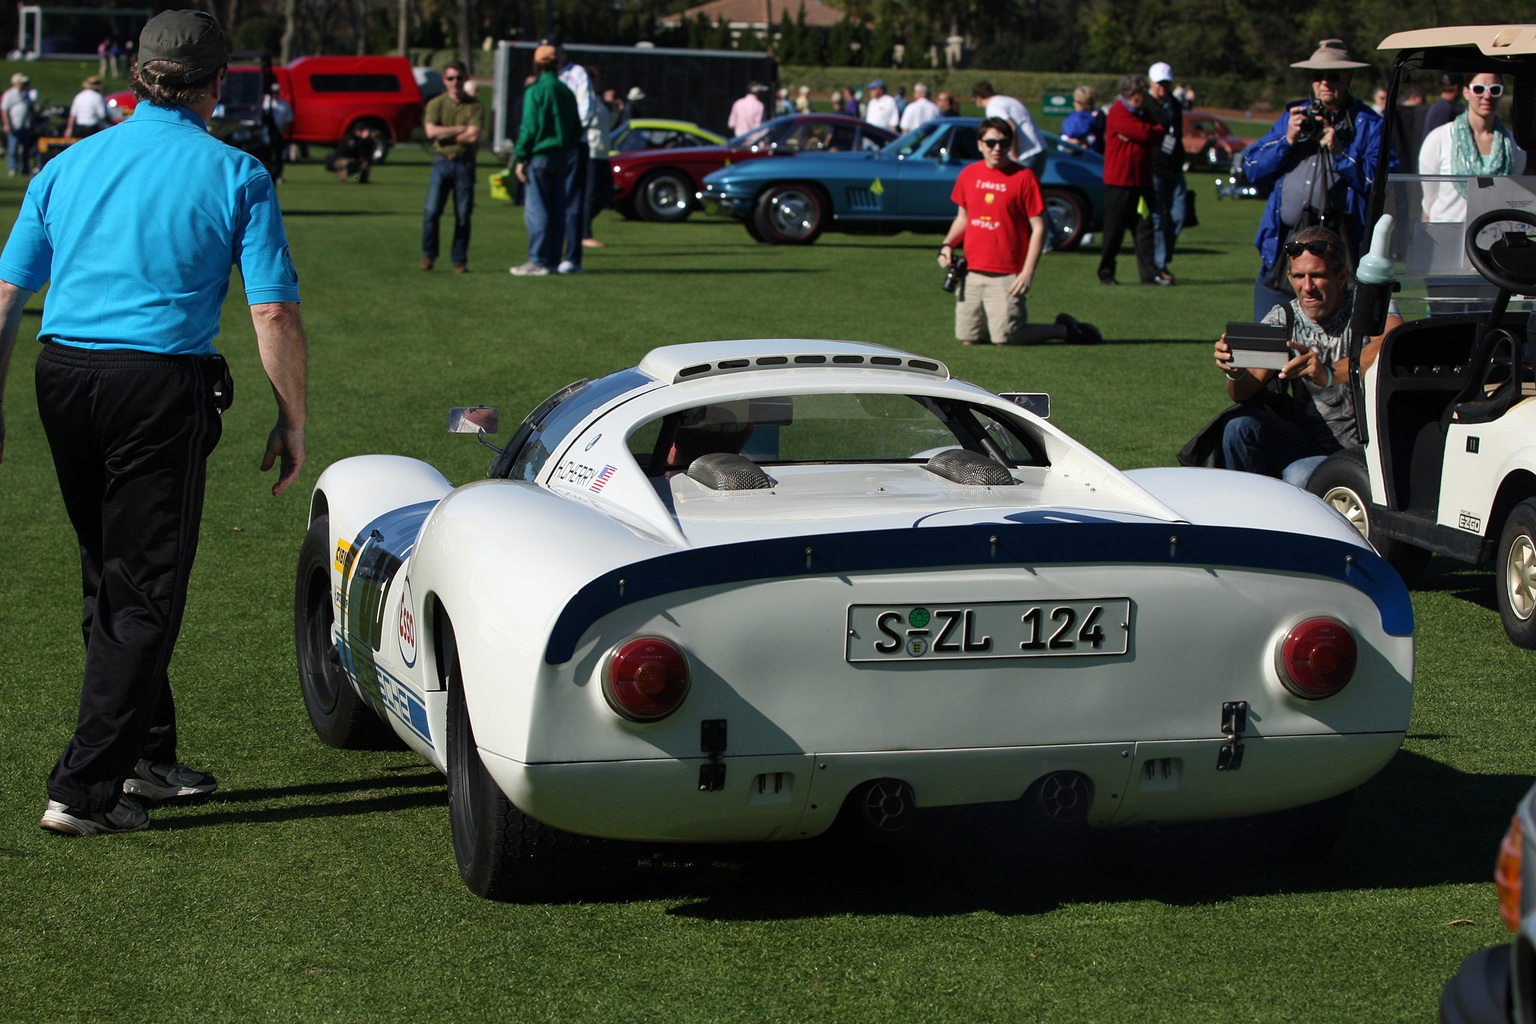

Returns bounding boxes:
[1000,392,1050,419]
[447,406,500,434]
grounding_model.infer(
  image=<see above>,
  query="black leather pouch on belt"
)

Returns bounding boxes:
[203,353,234,413]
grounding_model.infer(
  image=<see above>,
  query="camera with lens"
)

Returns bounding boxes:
[941,252,968,292]
[1298,99,1333,142]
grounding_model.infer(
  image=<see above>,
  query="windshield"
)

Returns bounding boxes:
[628,392,1045,475]
[883,120,948,158]
[1378,55,1536,318]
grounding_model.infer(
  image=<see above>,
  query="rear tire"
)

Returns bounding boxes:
[752,184,827,244]
[444,616,596,900]
[1497,498,1536,648]
[1307,450,1431,584]
[635,168,694,222]
[294,517,398,749]
[1042,189,1086,251]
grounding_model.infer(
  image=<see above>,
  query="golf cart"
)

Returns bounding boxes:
[1307,25,1536,647]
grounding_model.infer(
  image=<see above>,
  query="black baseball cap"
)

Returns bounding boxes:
[138,10,229,82]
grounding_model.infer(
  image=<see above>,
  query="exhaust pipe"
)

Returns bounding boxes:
[853,778,916,831]
[1032,771,1094,823]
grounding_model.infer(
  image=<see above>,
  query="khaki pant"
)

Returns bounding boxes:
[955,270,1027,344]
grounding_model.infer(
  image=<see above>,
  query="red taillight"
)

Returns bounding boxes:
[604,637,690,721]
[1498,814,1524,931]
[1277,617,1358,699]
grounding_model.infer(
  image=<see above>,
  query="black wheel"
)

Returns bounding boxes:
[752,184,827,244]
[1042,189,1086,251]
[635,169,694,222]
[294,516,398,748]
[1306,450,1431,584]
[444,616,595,900]
[1497,498,1536,649]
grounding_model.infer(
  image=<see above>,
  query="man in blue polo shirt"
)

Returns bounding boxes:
[0,9,308,837]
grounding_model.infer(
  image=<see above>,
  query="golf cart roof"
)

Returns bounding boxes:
[1379,25,1536,56]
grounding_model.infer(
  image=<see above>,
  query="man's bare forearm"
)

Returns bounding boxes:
[0,279,37,464]
[250,301,308,494]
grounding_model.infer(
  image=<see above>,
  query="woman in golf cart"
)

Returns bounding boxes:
[1420,71,1528,223]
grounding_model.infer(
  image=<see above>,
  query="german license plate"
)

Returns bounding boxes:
[845,599,1132,662]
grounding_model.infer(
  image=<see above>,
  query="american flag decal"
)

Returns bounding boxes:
[590,465,617,492]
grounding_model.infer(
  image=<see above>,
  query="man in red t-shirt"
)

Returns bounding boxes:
[938,117,1100,345]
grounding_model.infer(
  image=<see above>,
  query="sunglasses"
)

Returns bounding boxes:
[979,137,1008,148]
[1470,83,1505,97]
[1283,239,1339,258]
[443,74,461,81]
[1310,73,1344,84]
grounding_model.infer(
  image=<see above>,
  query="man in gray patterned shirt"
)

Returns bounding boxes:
[1212,225,1402,485]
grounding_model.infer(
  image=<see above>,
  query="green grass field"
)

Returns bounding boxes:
[1,144,1532,1024]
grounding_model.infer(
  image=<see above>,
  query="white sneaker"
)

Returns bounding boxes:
[41,798,149,836]
[556,260,583,275]
[123,759,218,801]
[510,262,550,276]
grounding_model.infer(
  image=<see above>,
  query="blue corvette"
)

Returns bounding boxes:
[700,117,1106,249]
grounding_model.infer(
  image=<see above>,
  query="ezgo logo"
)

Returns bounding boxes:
[398,578,418,666]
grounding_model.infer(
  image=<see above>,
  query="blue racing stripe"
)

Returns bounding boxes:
[543,522,1412,664]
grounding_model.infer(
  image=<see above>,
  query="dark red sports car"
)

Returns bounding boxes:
[610,113,899,222]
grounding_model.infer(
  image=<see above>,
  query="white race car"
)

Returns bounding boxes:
[295,340,1415,899]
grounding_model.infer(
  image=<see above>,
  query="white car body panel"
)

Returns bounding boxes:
[1438,399,1536,536]
[305,340,1414,845]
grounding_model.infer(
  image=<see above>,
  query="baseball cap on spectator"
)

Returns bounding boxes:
[868,78,885,90]
[627,86,645,101]
[1148,62,1173,83]
[538,34,563,48]
[11,72,29,85]
[137,10,229,82]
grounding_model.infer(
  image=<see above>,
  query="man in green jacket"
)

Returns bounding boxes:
[511,45,580,276]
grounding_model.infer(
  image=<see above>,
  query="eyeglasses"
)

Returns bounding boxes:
[1283,239,1339,258]
[1470,83,1505,98]
[979,137,1008,148]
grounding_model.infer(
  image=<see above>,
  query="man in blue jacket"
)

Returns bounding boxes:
[1242,39,1395,319]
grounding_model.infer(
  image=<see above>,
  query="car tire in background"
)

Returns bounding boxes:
[1042,189,1086,251]
[295,516,400,749]
[635,169,694,222]
[1497,498,1536,649]
[444,614,597,900]
[1307,449,1432,584]
[752,183,827,244]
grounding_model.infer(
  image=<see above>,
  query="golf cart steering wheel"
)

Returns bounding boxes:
[1465,208,1536,295]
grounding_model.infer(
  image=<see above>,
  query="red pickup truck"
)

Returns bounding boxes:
[109,54,423,161]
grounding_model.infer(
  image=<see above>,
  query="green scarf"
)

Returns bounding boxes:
[1450,110,1515,197]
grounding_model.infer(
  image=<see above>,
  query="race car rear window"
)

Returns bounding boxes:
[631,393,1045,473]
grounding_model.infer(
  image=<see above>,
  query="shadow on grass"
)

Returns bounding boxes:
[1415,558,1499,615]
[149,767,446,831]
[596,749,1527,919]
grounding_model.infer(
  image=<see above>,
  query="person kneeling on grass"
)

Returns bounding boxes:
[936,117,1101,346]
[1212,225,1401,486]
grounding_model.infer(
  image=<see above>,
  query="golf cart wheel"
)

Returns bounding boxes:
[1307,450,1430,584]
[1497,499,1536,649]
